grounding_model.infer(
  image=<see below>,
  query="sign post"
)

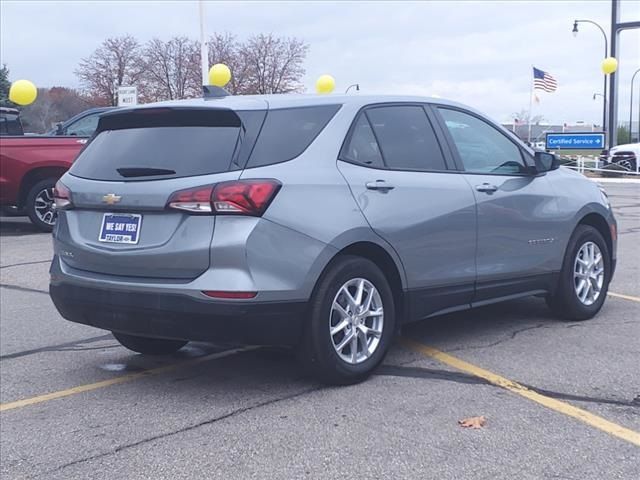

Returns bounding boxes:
[545,132,605,150]
[117,86,138,107]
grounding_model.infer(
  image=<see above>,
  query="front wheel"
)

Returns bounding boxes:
[112,332,188,355]
[547,225,611,320]
[299,255,396,385]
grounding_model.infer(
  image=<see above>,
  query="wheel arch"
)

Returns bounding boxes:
[576,212,614,261]
[18,167,66,208]
[321,240,408,325]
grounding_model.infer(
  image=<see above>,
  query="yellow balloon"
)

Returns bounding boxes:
[601,57,618,75]
[316,74,335,94]
[208,63,231,87]
[9,80,37,106]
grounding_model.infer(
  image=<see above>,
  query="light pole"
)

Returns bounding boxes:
[573,19,608,138]
[345,84,360,93]
[593,93,607,133]
[630,68,640,143]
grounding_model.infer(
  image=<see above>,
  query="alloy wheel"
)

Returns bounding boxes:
[34,187,57,226]
[329,278,384,364]
[573,241,605,306]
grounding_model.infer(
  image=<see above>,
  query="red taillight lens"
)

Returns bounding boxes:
[202,290,257,299]
[53,181,72,209]
[167,180,280,216]
[167,185,214,213]
[212,179,281,216]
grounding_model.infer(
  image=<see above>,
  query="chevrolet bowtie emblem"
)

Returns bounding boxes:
[102,193,122,205]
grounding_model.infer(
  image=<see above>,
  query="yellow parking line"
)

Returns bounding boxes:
[400,338,640,447]
[0,346,256,413]
[608,292,640,303]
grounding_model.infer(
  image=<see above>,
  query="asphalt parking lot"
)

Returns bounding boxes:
[0,182,638,480]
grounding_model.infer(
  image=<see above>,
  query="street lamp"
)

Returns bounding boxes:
[345,84,360,93]
[573,19,608,137]
[630,68,640,143]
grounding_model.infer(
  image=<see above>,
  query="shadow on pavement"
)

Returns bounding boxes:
[0,216,44,237]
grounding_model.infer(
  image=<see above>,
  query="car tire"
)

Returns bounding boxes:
[617,158,637,173]
[25,178,57,233]
[112,332,188,355]
[299,255,396,385]
[547,225,611,321]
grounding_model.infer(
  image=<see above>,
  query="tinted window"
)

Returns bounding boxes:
[65,113,100,136]
[438,108,526,174]
[0,114,23,135]
[247,105,340,168]
[366,106,446,171]
[71,126,241,181]
[341,113,383,167]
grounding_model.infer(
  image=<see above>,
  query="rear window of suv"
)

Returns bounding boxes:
[70,108,250,181]
[70,105,340,180]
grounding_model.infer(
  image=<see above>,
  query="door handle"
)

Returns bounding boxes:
[365,180,395,192]
[475,183,498,193]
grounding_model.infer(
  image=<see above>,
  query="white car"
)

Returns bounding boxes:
[608,143,639,172]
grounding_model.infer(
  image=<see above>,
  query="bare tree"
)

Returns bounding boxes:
[19,87,100,133]
[242,34,308,94]
[205,33,252,95]
[196,33,308,95]
[142,36,201,102]
[75,35,144,106]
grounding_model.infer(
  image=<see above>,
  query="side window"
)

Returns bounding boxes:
[247,105,341,168]
[65,113,100,137]
[366,105,447,171]
[340,113,384,167]
[438,108,526,174]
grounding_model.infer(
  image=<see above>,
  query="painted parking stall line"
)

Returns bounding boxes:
[400,338,640,447]
[608,292,640,303]
[0,346,257,413]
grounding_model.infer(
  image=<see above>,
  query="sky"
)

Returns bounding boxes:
[1,0,639,126]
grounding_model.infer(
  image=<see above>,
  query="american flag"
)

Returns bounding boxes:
[533,67,557,92]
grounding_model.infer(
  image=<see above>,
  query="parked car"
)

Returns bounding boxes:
[607,142,639,173]
[46,107,115,137]
[49,94,617,384]
[0,107,112,231]
[0,107,24,136]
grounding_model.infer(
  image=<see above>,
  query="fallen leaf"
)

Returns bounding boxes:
[458,416,486,429]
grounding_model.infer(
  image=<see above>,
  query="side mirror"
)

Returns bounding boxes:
[55,123,64,135]
[533,151,559,173]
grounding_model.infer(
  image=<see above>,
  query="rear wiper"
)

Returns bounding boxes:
[116,167,176,178]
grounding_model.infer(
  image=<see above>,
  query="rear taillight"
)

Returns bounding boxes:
[167,179,281,216]
[53,181,72,209]
[167,185,214,213]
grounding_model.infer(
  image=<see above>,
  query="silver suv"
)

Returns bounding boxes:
[50,94,617,384]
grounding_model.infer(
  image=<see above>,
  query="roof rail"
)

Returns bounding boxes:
[203,85,229,99]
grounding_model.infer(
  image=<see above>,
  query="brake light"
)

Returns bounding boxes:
[167,185,214,213]
[53,181,72,209]
[167,179,281,216]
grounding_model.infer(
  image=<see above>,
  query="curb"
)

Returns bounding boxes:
[589,178,640,184]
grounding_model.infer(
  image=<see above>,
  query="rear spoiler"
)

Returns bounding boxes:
[96,106,241,133]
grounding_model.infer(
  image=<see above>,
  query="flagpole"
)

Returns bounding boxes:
[199,0,208,86]
[528,65,534,144]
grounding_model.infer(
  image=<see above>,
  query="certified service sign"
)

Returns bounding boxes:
[545,132,605,150]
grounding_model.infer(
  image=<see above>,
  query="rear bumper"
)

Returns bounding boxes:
[49,282,307,346]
